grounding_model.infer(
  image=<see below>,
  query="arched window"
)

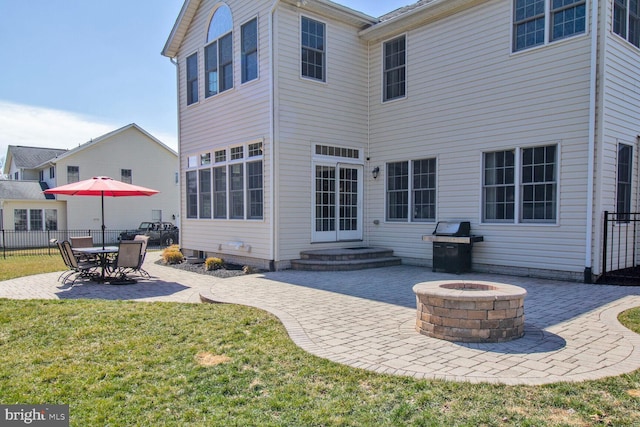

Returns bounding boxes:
[205,4,233,97]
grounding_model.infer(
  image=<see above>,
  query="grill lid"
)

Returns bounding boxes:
[433,221,471,236]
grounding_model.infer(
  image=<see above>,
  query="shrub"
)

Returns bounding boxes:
[162,247,184,265]
[205,257,224,271]
[242,265,258,274]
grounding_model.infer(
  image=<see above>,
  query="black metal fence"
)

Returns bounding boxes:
[601,211,640,284]
[0,229,174,258]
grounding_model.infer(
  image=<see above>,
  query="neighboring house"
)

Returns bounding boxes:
[1,123,179,235]
[162,0,640,282]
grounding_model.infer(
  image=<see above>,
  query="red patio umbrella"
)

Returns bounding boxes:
[44,176,159,249]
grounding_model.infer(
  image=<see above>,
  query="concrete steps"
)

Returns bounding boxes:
[290,247,402,271]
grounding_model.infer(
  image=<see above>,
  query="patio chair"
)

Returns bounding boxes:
[111,240,144,283]
[133,235,151,278]
[56,240,98,285]
[70,236,97,262]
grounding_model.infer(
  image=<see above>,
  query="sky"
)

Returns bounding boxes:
[0,0,414,160]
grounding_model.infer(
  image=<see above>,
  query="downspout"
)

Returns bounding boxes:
[584,0,599,283]
[269,0,279,270]
[169,56,182,233]
[365,41,372,247]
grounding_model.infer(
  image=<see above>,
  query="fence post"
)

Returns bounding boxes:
[1,229,4,260]
[602,211,609,281]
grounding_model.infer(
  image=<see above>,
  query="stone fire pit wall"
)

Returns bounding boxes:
[413,280,527,343]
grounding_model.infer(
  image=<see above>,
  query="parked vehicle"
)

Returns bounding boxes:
[119,222,179,246]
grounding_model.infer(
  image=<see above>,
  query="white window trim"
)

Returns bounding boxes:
[240,15,260,85]
[480,143,561,225]
[383,157,437,224]
[381,33,408,104]
[300,14,328,84]
[510,0,589,54]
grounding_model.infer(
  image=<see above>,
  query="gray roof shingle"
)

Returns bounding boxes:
[8,146,67,169]
[0,180,53,201]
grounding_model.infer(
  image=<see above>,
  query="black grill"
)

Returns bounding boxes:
[423,221,483,273]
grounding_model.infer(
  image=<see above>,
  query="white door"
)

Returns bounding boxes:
[313,163,363,242]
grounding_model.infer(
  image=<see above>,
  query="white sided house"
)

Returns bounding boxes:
[1,124,179,238]
[163,0,640,282]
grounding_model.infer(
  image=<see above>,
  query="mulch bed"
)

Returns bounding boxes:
[155,259,251,278]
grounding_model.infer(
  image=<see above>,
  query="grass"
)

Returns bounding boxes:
[0,259,639,425]
[0,255,65,281]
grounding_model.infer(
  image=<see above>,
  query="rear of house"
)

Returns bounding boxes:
[164,0,640,282]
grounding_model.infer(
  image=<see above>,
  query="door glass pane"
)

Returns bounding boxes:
[339,167,358,231]
[315,166,335,232]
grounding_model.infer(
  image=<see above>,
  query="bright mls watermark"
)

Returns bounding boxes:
[1,405,68,426]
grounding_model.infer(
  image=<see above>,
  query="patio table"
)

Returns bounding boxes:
[73,246,118,282]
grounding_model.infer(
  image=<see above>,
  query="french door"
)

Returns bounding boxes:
[313,163,363,242]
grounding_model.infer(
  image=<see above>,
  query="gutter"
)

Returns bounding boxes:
[584,0,599,283]
[269,0,279,270]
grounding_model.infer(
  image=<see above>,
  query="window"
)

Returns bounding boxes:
[483,145,557,223]
[614,0,640,47]
[199,169,212,218]
[617,144,633,217]
[301,16,325,81]
[14,209,27,231]
[30,210,43,231]
[186,53,198,105]
[67,166,79,183]
[483,150,516,221]
[39,170,44,181]
[186,142,263,220]
[241,18,258,83]
[386,158,436,222]
[513,0,586,52]
[49,167,55,179]
[186,170,197,218]
[45,209,57,231]
[213,166,227,218]
[522,145,557,221]
[12,209,57,231]
[121,169,132,184]
[205,5,233,97]
[14,171,18,180]
[383,35,406,102]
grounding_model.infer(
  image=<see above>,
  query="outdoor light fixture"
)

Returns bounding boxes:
[372,166,380,179]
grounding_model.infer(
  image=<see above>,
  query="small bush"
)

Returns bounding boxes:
[162,247,184,265]
[205,257,224,271]
[242,265,258,274]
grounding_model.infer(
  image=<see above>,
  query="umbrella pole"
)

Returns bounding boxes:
[101,192,105,249]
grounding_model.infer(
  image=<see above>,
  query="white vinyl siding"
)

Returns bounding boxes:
[367,0,591,275]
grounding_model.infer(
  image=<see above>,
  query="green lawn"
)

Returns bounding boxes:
[0,258,639,425]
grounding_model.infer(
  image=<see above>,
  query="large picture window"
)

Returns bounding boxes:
[483,145,557,223]
[513,0,586,52]
[383,35,406,102]
[301,16,325,81]
[386,158,436,222]
[186,142,263,221]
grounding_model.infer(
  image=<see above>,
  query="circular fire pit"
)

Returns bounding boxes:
[413,280,527,343]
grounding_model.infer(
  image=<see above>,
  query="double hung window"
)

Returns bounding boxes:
[241,18,258,83]
[383,36,406,102]
[186,53,198,105]
[121,169,132,184]
[513,0,586,52]
[13,208,57,230]
[483,145,557,223]
[301,16,326,81]
[67,166,79,183]
[386,158,436,222]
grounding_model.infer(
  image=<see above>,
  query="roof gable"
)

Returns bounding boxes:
[7,146,67,169]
